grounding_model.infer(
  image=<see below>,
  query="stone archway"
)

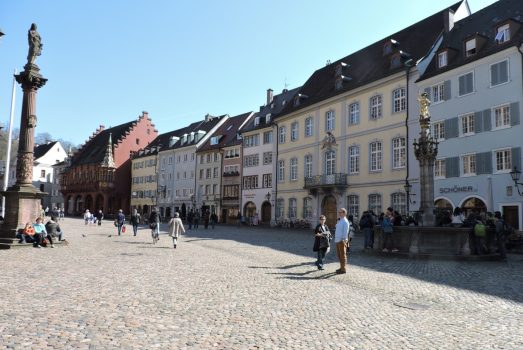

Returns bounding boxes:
[244,201,256,224]
[261,201,271,224]
[461,196,487,218]
[321,195,337,229]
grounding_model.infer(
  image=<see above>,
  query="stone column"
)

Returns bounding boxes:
[0,62,47,247]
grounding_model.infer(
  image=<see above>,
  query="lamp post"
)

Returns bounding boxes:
[510,166,523,196]
[403,180,416,214]
[266,191,271,203]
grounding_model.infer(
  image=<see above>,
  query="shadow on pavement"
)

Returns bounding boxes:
[185,225,523,303]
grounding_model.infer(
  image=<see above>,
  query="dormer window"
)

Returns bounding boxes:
[265,114,271,123]
[210,136,220,145]
[465,38,476,57]
[495,23,510,43]
[438,51,448,68]
[254,117,260,126]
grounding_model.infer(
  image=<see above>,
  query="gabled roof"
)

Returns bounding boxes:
[242,87,300,133]
[71,121,135,166]
[34,141,59,160]
[165,114,228,150]
[419,0,523,82]
[197,112,253,152]
[277,1,464,117]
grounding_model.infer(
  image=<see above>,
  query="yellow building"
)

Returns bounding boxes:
[274,3,466,228]
[130,147,159,217]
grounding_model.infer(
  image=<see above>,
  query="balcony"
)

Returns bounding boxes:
[223,171,240,177]
[304,173,348,190]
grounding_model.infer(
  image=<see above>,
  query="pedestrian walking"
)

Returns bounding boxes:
[95,209,104,226]
[313,215,331,270]
[116,209,125,236]
[148,207,161,241]
[494,211,507,260]
[210,212,218,229]
[193,211,200,229]
[382,207,398,252]
[334,208,350,274]
[204,210,210,229]
[168,212,185,249]
[187,210,194,230]
[130,209,141,236]
[84,209,92,225]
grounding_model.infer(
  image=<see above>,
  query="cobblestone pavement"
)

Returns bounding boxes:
[1,218,522,349]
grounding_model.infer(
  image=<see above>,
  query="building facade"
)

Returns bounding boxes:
[32,141,68,211]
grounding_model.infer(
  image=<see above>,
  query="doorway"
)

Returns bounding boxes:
[502,205,519,230]
[261,201,271,224]
[322,195,337,229]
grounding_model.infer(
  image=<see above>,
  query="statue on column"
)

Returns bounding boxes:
[418,92,431,121]
[27,23,42,65]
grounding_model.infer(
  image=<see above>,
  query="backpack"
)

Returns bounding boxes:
[360,215,370,228]
[474,222,486,237]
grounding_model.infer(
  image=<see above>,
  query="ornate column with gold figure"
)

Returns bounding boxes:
[413,92,438,227]
[0,24,47,248]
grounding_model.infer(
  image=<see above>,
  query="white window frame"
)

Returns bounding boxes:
[290,158,298,181]
[458,71,474,97]
[392,137,406,169]
[435,159,446,179]
[368,194,382,214]
[348,146,359,174]
[392,88,406,113]
[305,117,313,137]
[279,126,286,144]
[370,141,382,172]
[494,148,512,173]
[304,155,313,178]
[490,59,509,87]
[495,23,510,43]
[348,102,360,125]
[438,51,448,68]
[288,198,297,219]
[460,113,475,136]
[278,160,285,183]
[326,110,335,131]
[290,122,298,141]
[465,38,476,57]
[462,153,476,176]
[370,95,382,120]
[347,195,359,218]
[433,121,445,141]
[431,82,445,104]
[391,192,407,216]
[325,150,336,175]
[493,104,511,129]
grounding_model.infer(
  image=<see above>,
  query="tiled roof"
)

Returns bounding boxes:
[165,114,228,150]
[71,121,135,166]
[418,0,523,82]
[197,112,253,152]
[242,87,300,132]
[33,141,58,160]
[277,1,464,117]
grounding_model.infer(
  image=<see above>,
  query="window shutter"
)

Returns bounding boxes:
[474,112,483,134]
[476,152,492,175]
[424,87,431,101]
[458,75,465,95]
[510,102,520,126]
[512,147,521,171]
[491,63,499,86]
[466,73,474,94]
[445,157,460,178]
[444,80,451,100]
[482,109,492,131]
[444,117,459,139]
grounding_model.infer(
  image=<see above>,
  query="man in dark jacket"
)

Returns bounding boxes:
[45,216,64,241]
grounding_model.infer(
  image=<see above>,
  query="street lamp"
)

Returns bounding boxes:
[510,166,523,196]
[404,180,415,214]
[265,191,271,203]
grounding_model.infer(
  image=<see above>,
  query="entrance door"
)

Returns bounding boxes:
[322,195,337,229]
[222,209,228,224]
[503,205,519,230]
[261,201,271,224]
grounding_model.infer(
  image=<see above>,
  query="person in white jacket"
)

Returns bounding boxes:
[168,212,185,249]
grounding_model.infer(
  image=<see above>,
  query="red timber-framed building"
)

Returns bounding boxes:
[60,112,158,216]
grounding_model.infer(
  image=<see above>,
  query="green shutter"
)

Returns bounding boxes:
[511,102,520,126]
[512,147,521,171]
[476,152,492,175]
[500,60,508,84]
[445,157,460,178]
[466,73,474,94]
[474,112,483,133]
[458,75,465,95]
[444,80,451,100]
[445,117,459,139]
[482,109,492,131]
[491,63,499,86]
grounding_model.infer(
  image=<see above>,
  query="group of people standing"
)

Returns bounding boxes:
[186,210,218,230]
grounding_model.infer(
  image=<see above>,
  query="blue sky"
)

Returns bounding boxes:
[0,0,498,146]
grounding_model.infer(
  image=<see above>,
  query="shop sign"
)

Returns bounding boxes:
[439,186,476,194]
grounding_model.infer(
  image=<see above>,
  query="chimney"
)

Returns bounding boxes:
[443,9,455,33]
[267,89,273,105]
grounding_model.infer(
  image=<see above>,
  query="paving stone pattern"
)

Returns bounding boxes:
[0,218,522,349]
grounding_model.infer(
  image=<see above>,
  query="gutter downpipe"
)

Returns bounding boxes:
[274,122,278,225]
[405,63,413,215]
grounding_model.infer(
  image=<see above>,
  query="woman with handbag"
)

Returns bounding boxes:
[168,212,185,249]
[313,215,331,270]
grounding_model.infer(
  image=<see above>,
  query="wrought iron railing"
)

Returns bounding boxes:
[304,173,348,188]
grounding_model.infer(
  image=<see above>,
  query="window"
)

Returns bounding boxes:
[392,137,406,169]
[348,102,359,125]
[370,95,382,119]
[490,60,509,86]
[213,167,218,178]
[496,149,511,172]
[304,117,313,137]
[303,198,313,219]
[276,198,284,218]
[435,159,446,178]
[291,122,298,141]
[214,153,219,162]
[368,194,382,215]
[262,174,272,188]
[244,154,259,167]
[438,51,448,68]
[370,141,382,172]
[263,152,272,165]
[458,72,474,96]
[199,169,204,180]
[433,121,445,141]
[243,175,258,189]
[136,138,140,145]
[213,184,218,195]
[494,104,510,128]
[205,185,211,195]
[432,83,445,103]
[210,136,219,145]
[462,154,476,175]
[391,193,406,215]
[278,160,285,182]
[465,38,476,57]
[223,185,239,199]
[288,198,297,218]
[184,154,188,162]
[461,114,475,136]
[304,155,312,178]
[279,126,286,144]
[40,170,46,178]
[206,168,211,179]
[348,146,359,174]
[325,150,336,175]
[244,134,259,148]
[326,111,335,131]
[263,131,272,144]
[290,158,298,181]
[206,154,211,163]
[176,172,180,180]
[393,88,406,113]
[347,195,359,218]
[495,24,510,43]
